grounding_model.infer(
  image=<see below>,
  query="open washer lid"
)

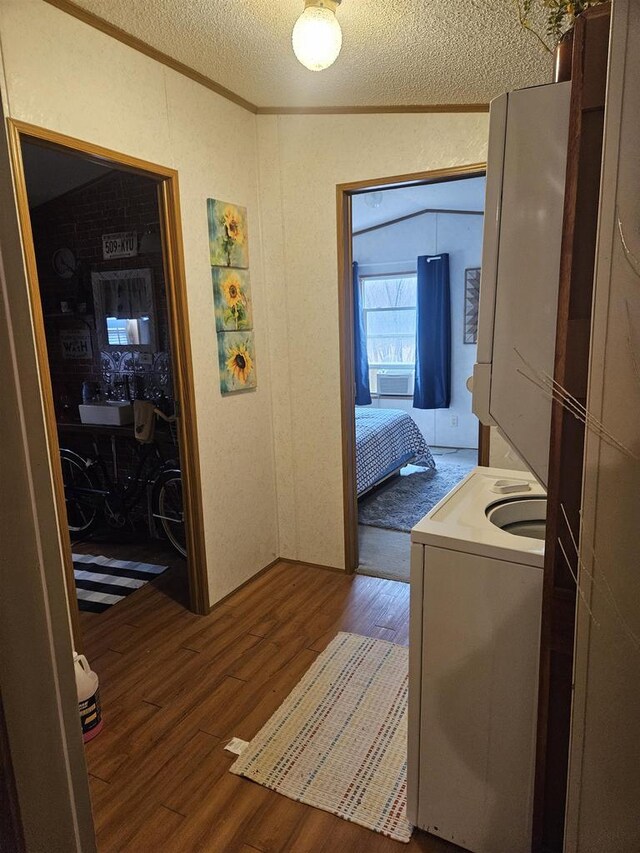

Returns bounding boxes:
[472,83,571,489]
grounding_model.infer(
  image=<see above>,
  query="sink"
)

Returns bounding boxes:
[79,402,134,426]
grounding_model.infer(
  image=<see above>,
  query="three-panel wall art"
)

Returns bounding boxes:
[207,198,257,394]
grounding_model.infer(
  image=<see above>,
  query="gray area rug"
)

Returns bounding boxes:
[358,460,474,533]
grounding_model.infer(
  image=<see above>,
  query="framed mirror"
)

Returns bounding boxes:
[91,268,157,353]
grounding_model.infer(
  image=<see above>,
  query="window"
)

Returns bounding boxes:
[361,275,417,394]
[106,316,151,346]
[92,268,157,352]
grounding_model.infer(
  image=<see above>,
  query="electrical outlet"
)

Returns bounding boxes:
[450,414,459,427]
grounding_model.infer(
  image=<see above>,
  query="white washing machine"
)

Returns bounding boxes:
[407,466,546,853]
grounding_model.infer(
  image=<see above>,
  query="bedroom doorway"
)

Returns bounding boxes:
[337,166,490,581]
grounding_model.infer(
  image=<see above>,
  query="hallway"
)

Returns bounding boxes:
[80,561,459,851]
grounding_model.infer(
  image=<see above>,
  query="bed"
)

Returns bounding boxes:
[355,407,436,497]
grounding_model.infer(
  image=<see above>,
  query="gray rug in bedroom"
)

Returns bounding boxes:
[358,453,476,533]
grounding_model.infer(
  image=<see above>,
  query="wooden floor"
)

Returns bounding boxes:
[80,560,461,852]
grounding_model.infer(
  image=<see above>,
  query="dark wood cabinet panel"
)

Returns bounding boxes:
[533,6,611,852]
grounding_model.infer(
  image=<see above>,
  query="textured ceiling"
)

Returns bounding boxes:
[352,176,487,232]
[69,0,554,108]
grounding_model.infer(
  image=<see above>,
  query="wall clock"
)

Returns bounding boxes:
[52,247,77,279]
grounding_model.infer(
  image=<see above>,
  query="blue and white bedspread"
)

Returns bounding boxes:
[355,407,436,496]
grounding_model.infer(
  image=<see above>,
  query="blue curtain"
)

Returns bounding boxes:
[413,253,451,409]
[353,261,371,406]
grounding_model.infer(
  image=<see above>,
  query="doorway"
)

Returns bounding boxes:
[337,166,490,580]
[8,121,209,646]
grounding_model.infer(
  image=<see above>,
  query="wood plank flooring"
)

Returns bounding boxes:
[80,560,461,852]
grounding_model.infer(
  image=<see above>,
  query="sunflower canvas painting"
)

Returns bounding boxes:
[212,268,253,332]
[218,331,257,393]
[207,198,249,268]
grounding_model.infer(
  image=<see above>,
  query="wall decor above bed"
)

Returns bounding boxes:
[207,198,257,394]
[464,267,481,345]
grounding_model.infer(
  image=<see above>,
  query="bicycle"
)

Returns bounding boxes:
[59,409,187,557]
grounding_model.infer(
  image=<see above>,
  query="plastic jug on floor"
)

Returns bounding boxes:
[73,651,103,743]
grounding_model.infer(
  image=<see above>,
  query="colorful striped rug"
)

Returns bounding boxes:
[230,632,413,842]
[72,553,168,613]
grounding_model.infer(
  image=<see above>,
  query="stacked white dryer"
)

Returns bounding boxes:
[407,79,571,853]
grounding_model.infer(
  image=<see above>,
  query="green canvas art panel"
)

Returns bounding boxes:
[218,330,257,394]
[207,198,249,268]
[212,267,253,332]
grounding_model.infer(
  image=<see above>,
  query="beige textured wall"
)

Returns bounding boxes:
[0,0,279,604]
[257,113,489,568]
[0,1,491,592]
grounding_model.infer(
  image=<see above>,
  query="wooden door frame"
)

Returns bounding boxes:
[6,119,210,644]
[337,164,489,574]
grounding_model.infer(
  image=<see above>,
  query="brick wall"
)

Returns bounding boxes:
[31,169,174,422]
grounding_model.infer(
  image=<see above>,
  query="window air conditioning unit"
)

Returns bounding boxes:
[377,372,412,396]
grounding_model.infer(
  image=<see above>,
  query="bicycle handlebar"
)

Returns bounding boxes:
[153,408,177,423]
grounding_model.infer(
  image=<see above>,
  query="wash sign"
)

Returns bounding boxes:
[102,231,137,259]
[60,329,93,360]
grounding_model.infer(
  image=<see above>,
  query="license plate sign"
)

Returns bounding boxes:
[102,231,137,259]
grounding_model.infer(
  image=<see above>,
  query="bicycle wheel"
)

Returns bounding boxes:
[60,449,99,535]
[152,469,187,557]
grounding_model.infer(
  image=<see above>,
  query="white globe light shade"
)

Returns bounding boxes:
[292,6,342,71]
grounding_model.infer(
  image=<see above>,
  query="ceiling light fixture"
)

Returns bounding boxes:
[292,0,343,72]
[364,192,384,209]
